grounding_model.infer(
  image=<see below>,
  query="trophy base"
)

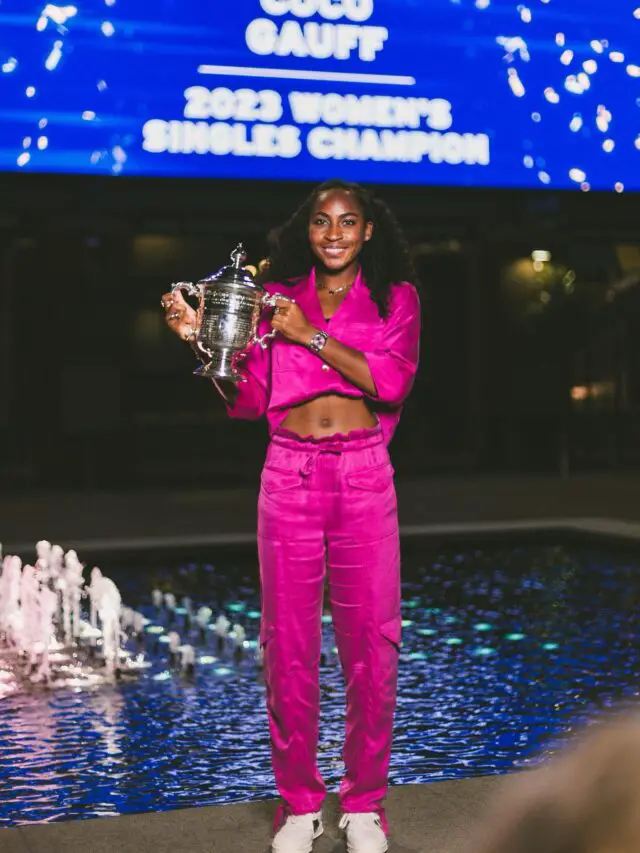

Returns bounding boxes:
[193,348,244,382]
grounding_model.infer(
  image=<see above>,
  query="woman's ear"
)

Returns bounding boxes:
[364,221,374,242]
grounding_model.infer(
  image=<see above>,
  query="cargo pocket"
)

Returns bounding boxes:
[259,621,275,647]
[261,466,304,494]
[346,463,394,492]
[380,615,402,651]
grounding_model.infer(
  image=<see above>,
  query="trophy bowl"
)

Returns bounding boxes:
[170,243,286,382]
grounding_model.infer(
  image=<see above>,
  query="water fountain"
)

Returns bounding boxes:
[168,630,181,667]
[0,541,149,691]
[0,539,265,703]
[228,623,246,660]
[196,606,212,644]
[164,592,176,625]
[180,644,196,676]
[213,614,230,653]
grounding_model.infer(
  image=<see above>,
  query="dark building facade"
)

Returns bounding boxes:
[1,173,638,492]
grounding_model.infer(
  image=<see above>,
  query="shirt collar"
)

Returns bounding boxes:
[306,266,363,326]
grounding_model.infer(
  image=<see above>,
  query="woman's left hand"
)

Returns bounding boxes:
[270,297,316,346]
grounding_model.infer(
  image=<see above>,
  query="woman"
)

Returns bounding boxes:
[161,179,421,853]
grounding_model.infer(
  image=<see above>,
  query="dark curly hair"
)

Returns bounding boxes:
[257,179,417,319]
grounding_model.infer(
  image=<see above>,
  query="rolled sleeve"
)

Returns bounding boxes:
[363,283,421,406]
[225,350,270,420]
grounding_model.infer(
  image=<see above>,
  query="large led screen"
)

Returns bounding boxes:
[0,1,638,189]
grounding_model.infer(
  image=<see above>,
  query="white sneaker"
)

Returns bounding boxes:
[339,813,388,853]
[272,810,323,853]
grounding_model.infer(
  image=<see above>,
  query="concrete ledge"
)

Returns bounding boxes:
[4,776,503,853]
[5,473,640,556]
[6,516,640,558]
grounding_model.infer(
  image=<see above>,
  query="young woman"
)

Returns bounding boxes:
[162,179,421,853]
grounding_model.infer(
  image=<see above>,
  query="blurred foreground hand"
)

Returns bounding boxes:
[468,711,640,853]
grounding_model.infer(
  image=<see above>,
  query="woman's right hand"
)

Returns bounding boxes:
[160,289,198,343]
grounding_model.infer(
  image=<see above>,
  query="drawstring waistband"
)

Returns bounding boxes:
[272,424,382,452]
[299,447,341,477]
[269,423,385,479]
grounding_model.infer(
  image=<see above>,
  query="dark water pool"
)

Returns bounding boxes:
[0,541,638,826]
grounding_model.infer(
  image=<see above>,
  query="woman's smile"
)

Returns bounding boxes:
[320,244,350,259]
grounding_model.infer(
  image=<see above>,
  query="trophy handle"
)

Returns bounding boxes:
[170,281,207,348]
[254,293,296,349]
[253,328,277,349]
[171,280,200,301]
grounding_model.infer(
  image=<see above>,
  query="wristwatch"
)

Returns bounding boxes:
[308,329,329,354]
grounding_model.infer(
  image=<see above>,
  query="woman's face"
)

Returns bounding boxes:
[308,189,373,273]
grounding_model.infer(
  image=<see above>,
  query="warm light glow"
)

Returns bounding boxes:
[570,381,614,403]
[531,249,551,263]
[571,386,589,401]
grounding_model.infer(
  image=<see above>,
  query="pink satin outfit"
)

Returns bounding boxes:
[220,267,421,830]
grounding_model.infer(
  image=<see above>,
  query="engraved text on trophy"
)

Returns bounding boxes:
[199,289,259,351]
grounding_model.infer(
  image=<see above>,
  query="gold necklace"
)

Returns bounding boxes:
[318,282,351,295]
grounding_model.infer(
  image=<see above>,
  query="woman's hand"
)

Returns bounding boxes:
[270,298,315,346]
[160,290,198,343]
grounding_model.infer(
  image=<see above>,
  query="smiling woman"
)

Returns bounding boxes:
[308,191,373,272]
[161,178,420,853]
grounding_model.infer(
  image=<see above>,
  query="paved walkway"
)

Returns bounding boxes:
[2,776,501,853]
[4,473,640,555]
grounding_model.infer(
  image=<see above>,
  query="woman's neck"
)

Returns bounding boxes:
[315,261,360,291]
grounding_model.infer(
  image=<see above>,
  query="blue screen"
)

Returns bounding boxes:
[0,1,638,189]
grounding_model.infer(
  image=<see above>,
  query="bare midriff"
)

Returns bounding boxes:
[280,394,377,438]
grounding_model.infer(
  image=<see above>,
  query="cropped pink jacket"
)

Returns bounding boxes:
[220,267,421,445]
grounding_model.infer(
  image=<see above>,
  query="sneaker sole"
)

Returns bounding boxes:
[345,836,388,853]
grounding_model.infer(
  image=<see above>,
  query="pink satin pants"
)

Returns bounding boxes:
[257,424,401,830]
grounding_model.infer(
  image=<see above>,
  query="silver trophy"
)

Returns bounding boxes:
[170,243,291,381]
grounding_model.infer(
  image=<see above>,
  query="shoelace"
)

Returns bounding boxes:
[339,813,382,831]
[274,806,321,835]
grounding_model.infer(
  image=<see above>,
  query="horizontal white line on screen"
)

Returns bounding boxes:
[197,64,416,86]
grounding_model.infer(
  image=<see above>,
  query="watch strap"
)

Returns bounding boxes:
[308,329,329,353]
[308,329,329,354]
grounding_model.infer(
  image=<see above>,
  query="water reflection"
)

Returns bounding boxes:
[0,543,638,825]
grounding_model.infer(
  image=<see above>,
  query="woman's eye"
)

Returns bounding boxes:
[342,219,356,226]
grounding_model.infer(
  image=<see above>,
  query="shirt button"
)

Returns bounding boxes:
[321,364,330,372]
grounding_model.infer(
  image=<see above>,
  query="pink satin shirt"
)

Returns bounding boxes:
[219,267,421,445]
